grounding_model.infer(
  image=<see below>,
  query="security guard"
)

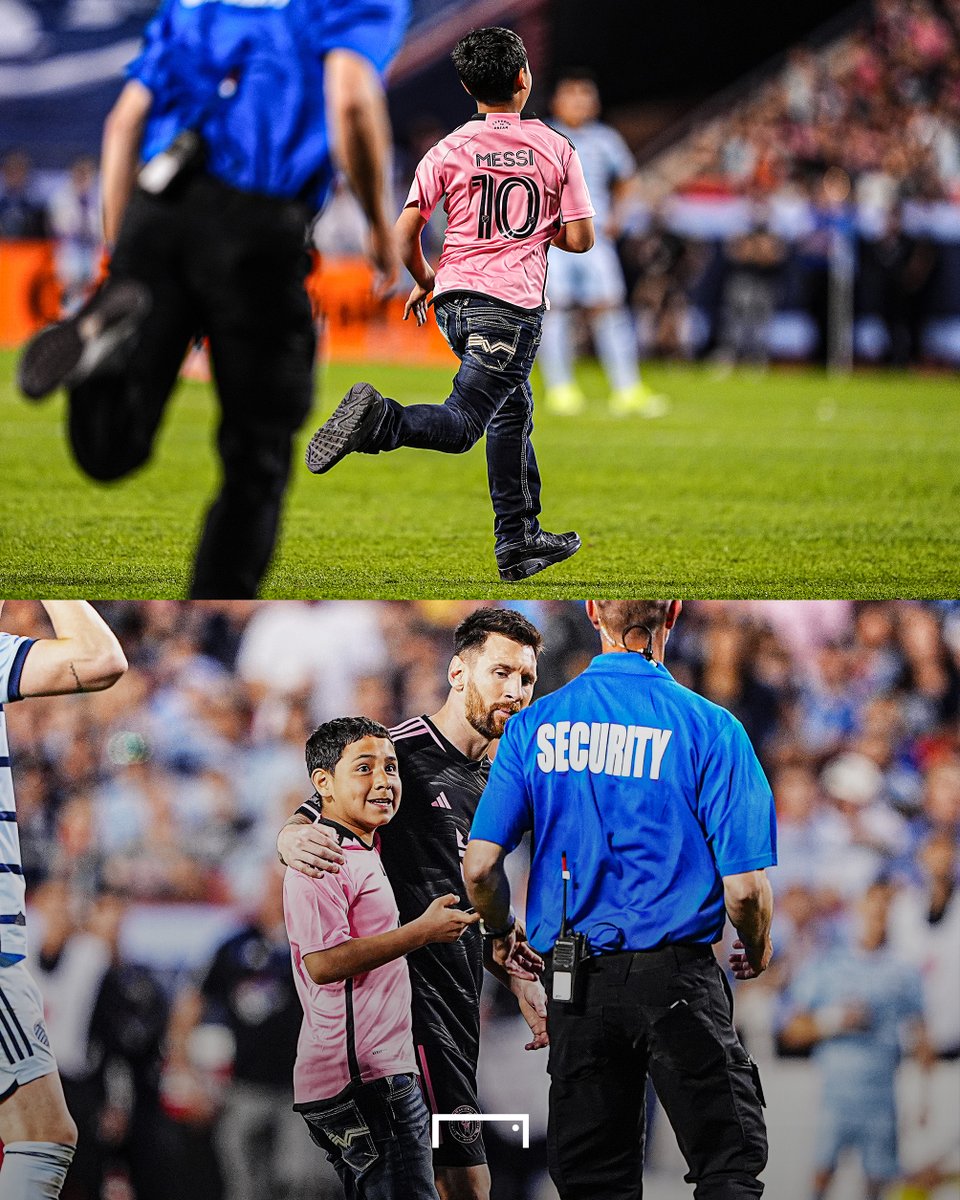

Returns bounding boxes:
[464,600,775,1200]
[19,0,407,598]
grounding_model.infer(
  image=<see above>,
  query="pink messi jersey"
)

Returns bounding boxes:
[283,821,417,1103]
[405,111,595,310]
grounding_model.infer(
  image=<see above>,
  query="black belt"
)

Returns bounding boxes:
[545,943,712,970]
[585,943,713,974]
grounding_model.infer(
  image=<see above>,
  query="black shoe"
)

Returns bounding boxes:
[305,382,385,474]
[497,530,581,582]
[17,279,151,401]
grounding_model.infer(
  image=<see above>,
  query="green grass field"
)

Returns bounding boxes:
[1,348,957,597]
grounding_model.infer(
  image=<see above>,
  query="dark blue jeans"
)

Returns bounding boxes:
[296,1074,439,1200]
[368,294,544,554]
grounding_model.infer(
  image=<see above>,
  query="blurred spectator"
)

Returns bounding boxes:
[857,206,940,364]
[48,156,101,313]
[32,885,169,1200]
[816,750,910,898]
[778,882,935,1200]
[0,148,49,238]
[167,872,329,1200]
[889,830,960,1059]
[715,221,787,367]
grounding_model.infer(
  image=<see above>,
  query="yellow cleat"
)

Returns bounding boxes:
[544,383,587,415]
[609,382,671,418]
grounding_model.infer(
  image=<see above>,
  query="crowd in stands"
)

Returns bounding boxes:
[629,0,960,364]
[2,599,958,1198]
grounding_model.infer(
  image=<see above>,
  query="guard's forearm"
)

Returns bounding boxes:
[326,49,392,232]
[101,83,151,245]
[304,922,426,985]
[724,872,773,948]
[463,843,512,930]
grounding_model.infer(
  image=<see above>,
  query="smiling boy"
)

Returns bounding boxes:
[284,717,478,1200]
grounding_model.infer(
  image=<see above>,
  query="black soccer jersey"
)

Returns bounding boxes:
[296,715,488,1039]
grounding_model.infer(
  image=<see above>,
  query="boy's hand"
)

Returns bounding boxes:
[403,273,435,326]
[415,894,480,944]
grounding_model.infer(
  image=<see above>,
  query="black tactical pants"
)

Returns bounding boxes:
[69,173,316,598]
[545,944,767,1200]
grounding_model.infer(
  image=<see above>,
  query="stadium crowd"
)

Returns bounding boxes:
[1,599,958,1199]
[623,0,960,365]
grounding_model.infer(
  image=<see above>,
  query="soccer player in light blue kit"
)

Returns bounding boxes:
[539,72,669,418]
[779,881,934,1200]
[0,601,126,1200]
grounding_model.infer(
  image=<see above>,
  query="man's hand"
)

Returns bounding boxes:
[490,925,543,982]
[277,823,345,877]
[728,936,773,980]
[403,271,435,326]
[512,978,549,1050]
[369,219,400,298]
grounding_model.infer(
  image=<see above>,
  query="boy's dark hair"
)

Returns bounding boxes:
[452,27,528,105]
[305,716,392,777]
[453,606,543,659]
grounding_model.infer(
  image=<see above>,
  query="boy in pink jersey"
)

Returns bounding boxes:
[284,716,477,1200]
[306,27,596,583]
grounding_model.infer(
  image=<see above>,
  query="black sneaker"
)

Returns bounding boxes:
[17,279,151,401]
[497,530,582,582]
[305,383,385,475]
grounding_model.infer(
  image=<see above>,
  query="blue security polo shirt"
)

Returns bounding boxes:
[470,652,777,954]
[127,0,409,209]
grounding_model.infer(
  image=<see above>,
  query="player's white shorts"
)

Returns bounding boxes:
[0,961,58,1102]
[546,235,627,309]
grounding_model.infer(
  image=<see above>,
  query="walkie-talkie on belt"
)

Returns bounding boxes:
[552,852,589,1005]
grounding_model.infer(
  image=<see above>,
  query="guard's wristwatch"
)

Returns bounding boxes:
[480,912,517,939]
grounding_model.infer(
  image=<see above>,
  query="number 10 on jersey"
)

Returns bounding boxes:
[471,174,541,240]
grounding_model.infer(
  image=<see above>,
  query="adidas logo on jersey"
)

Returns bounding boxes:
[431,792,452,809]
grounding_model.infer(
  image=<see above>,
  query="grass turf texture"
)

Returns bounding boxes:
[1,349,957,597]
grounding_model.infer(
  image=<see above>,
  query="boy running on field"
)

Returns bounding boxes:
[305,26,596,583]
[284,717,478,1200]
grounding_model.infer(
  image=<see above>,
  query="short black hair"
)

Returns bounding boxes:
[452,27,528,105]
[593,601,673,647]
[305,716,392,777]
[453,607,543,659]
